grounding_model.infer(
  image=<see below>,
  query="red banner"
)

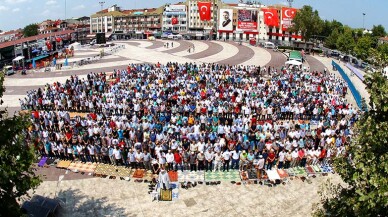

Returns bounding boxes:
[198,2,211,21]
[262,8,279,27]
[237,9,258,30]
[172,17,178,25]
[281,7,297,31]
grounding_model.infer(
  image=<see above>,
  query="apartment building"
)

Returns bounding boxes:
[162,4,188,33]
[90,4,163,38]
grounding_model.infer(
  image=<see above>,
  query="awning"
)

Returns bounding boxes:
[12,56,25,62]
[26,55,49,63]
[285,60,302,66]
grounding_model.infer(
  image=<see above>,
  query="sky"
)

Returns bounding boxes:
[0,0,386,32]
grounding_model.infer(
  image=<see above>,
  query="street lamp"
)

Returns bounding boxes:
[287,0,293,8]
[363,13,366,30]
[99,1,105,11]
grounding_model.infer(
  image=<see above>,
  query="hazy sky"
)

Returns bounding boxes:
[0,0,386,32]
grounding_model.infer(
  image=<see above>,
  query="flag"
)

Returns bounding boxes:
[281,7,297,31]
[172,17,178,25]
[262,8,279,27]
[198,2,211,21]
[282,7,297,20]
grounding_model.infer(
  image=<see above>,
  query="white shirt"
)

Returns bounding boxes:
[278,151,285,162]
[222,151,231,160]
[166,153,175,163]
[113,149,121,159]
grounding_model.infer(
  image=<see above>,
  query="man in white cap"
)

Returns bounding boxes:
[257,155,265,179]
[166,149,175,171]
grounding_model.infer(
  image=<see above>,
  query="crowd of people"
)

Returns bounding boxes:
[21,61,359,177]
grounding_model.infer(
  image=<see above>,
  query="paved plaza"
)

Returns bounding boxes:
[29,166,342,217]
[1,39,369,114]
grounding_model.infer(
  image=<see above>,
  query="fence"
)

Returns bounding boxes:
[345,63,365,81]
[332,60,363,109]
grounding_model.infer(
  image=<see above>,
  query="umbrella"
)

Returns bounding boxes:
[32,58,36,69]
[64,57,68,66]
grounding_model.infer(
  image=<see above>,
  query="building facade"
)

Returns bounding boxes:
[90,4,163,38]
[162,4,188,33]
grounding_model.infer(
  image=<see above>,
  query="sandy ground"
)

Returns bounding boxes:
[28,173,343,217]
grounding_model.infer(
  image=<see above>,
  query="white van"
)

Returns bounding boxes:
[2,66,14,76]
[264,42,276,49]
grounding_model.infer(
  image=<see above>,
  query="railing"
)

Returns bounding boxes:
[345,63,365,81]
[332,60,363,109]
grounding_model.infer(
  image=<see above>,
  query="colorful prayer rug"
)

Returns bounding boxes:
[204,170,240,182]
[178,170,205,182]
[160,189,172,201]
[168,171,178,182]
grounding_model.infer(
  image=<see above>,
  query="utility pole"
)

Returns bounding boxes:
[99,1,105,11]
[287,0,293,8]
[363,13,366,30]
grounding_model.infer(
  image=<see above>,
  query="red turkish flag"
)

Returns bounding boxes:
[282,7,297,19]
[262,8,279,27]
[281,7,297,31]
[172,17,178,25]
[198,2,211,21]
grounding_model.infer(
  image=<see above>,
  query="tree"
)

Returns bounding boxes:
[325,28,340,49]
[369,43,388,68]
[336,27,355,54]
[354,36,373,60]
[0,74,41,216]
[313,71,388,217]
[22,23,38,37]
[289,5,323,42]
[371,24,386,38]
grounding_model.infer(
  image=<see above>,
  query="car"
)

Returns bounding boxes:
[2,65,15,76]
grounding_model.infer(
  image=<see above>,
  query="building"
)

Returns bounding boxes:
[0,29,23,43]
[186,0,220,39]
[162,3,188,33]
[90,4,163,39]
[216,2,301,44]
[378,36,388,45]
[260,5,302,45]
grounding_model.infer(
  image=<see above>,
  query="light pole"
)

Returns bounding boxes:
[363,13,366,30]
[287,0,293,8]
[64,0,67,21]
[99,1,105,11]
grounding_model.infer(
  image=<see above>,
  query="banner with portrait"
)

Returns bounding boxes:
[237,9,258,30]
[219,9,233,31]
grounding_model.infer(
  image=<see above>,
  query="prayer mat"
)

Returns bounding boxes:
[160,189,172,201]
[56,160,71,169]
[312,165,322,173]
[132,169,145,178]
[46,158,55,165]
[247,170,258,180]
[294,167,308,176]
[38,157,48,167]
[168,171,178,182]
[320,164,334,173]
[170,182,179,201]
[143,170,158,182]
[276,169,289,179]
[204,170,240,182]
[178,171,205,182]
[306,166,315,175]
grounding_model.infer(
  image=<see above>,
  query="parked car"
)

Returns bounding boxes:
[2,65,15,76]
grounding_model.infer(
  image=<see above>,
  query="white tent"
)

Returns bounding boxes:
[12,56,25,62]
[285,60,302,66]
[69,42,81,51]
